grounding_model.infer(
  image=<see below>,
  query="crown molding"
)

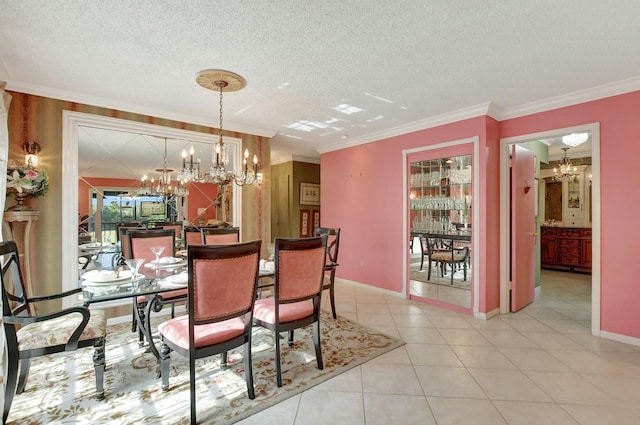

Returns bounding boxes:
[501,76,640,120]
[6,79,278,138]
[271,154,321,166]
[318,102,500,154]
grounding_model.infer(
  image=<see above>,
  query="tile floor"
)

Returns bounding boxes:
[238,270,640,425]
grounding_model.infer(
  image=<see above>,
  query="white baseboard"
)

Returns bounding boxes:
[335,278,404,298]
[599,330,640,348]
[474,307,500,320]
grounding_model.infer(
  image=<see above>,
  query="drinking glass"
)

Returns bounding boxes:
[150,246,165,266]
[124,258,145,287]
[267,243,275,261]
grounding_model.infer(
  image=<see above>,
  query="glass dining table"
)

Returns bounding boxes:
[80,259,276,362]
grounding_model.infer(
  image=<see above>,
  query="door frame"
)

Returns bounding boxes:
[499,122,601,335]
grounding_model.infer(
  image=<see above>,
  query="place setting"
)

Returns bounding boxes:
[143,245,187,269]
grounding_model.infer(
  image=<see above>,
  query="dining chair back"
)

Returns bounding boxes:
[184,226,204,246]
[127,229,176,263]
[0,240,107,423]
[158,240,262,424]
[253,236,327,387]
[153,221,183,239]
[313,227,341,319]
[203,227,240,245]
[425,237,470,284]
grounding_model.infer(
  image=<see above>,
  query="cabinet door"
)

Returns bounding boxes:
[541,237,558,263]
[581,239,592,266]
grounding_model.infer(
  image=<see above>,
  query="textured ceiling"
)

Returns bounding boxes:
[1,1,638,162]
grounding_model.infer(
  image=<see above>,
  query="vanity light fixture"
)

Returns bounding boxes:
[562,132,588,147]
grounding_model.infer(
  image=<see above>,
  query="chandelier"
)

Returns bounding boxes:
[138,138,189,197]
[194,69,262,186]
[562,132,588,147]
[553,147,578,182]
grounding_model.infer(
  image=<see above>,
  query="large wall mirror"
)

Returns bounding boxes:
[62,111,243,306]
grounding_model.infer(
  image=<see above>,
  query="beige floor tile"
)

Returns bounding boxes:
[478,330,540,348]
[498,317,555,332]
[560,404,640,425]
[363,394,436,425]
[438,328,492,346]
[451,345,518,369]
[356,302,389,314]
[414,366,486,398]
[405,343,464,367]
[355,313,394,327]
[546,350,629,375]
[492,400,579,425]
[427,397,507,425]
[387,303,425,315]
[367,345,412,365]
[236,394,300,425]
[427,314,474,329]
[391,314,434,328]
[294,391,364,425]
[361,363,424,395]
[498,347,572,372]
[520,332,585,350]
[397,327,446,344]
[313,366,362,392]
[468,368,551,402]
[524,371,617,405]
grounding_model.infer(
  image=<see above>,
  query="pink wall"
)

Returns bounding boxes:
[500,91,640,338]
[323,89,640,337]
[321,116,501,314]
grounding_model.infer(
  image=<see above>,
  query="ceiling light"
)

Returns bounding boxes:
[553,147,578,182]
[195,69,261,186]
[562,133,588,147]
[138,138,189,197]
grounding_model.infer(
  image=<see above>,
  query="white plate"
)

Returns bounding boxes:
[162,272,188,286]
[79,242,111,250]
[144,259,187,269]
[81,270,144,285]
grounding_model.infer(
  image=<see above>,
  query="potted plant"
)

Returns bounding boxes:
[5,159,49,211]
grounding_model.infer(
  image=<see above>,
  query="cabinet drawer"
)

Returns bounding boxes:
[559,246,580,255]
[559,238,580,247]
[559,254,580,264]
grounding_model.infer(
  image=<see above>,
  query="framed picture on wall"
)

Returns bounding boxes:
[140,201,165,217]
[312,209,320,233]
[300,209,310,237]
[121,206,134,219]
[300,182,320,205]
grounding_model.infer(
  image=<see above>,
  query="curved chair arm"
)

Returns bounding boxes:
[27,287,82,303]
[3,306,91,351]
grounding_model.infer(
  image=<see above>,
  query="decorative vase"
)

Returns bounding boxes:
[6,192,34,211]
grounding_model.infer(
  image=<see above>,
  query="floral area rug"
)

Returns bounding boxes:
[7,312,404,424]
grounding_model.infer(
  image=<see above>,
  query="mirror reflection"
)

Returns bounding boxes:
[409,154,473,308]
[76,127,230,273]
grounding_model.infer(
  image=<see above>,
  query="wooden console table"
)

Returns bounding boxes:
[3,210,40,310]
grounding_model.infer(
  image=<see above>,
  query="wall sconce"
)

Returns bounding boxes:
[22,140,41,167]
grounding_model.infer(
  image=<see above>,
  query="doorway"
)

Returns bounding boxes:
[499,123,600,335]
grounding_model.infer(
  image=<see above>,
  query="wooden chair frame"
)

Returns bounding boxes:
[313,227,341,319]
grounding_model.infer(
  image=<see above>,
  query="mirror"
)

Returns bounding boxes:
[409,154,473,308]
[62,112,243,305]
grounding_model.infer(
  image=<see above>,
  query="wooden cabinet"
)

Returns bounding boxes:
[540,226,591,273]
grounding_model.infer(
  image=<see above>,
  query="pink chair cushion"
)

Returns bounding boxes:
[431,252,466,262]
[158,315,245,349]
[185,231,203,246]
[253,298,313,324]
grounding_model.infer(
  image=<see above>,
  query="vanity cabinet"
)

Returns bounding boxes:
[540,226,591,273]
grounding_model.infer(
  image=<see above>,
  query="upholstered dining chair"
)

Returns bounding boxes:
[127,229,185,352]
[253,236,327,387]
[313,227,341,319]
[158,240,262,424]
[0,240,107,423]
[153,221,183,239]
[184,226,204,246]
[202,227,240,245]
[425,237,470,285]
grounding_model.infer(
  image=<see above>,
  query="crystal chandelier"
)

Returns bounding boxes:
[176,144,202,183]
[553,147,578,182]
[138,138,189,197]
[195,69,262,186]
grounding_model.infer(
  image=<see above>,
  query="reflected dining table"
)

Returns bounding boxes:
[80,259,275,362]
